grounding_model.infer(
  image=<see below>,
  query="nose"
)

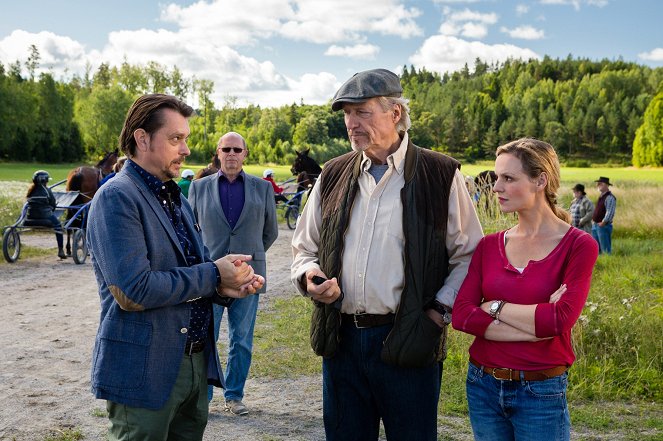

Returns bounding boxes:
[345,113,359,130]
[492,179,502,193]
[180,141,191,157]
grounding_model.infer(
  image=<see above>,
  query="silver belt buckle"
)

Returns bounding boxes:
[353,313,368,329]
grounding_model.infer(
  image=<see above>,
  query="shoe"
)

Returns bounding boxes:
[224,399,249,415]
[57,248,67,259]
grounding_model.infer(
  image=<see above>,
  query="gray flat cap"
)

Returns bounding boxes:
[331,68,402,111]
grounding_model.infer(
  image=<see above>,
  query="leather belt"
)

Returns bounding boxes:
[184,340,206,355]
[470,357,567,381]
[341,313,395,329]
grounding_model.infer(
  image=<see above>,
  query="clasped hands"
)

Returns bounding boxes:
[214,254,265,298]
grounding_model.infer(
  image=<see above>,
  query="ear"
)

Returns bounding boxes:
[392,104,402,123]
[537,172,548,189]
[133,128,148,152]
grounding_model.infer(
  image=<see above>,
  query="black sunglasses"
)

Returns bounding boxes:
[219,147,244,154]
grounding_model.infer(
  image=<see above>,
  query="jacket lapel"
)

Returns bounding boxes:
[124,166,186,260]
[209,175,231,229]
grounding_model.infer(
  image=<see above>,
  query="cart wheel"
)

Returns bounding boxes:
[2,227,21,263]
[72,229,88,264]
[285,206,299,230]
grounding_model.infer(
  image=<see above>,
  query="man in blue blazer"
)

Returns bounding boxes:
[189,131,278,415]
[87,94,264,440]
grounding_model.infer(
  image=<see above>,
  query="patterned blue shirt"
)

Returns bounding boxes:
[127,159,211,344]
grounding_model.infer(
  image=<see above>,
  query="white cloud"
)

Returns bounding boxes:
[235,71,339,108]
[638,48,663,62]
[439,7,498,40]
[539,0,608,11]
[516,4,530,16]
[325,44,380,59]
[500,25,545,40]
[0,30,91,77]
[161,0,422,45]
[410,35,540,74]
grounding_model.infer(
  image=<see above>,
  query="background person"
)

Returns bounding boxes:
[592,176,617,254]
[452,138,599,441]
[569,183,594,233]
[99,155,127,186]
[178,168,195,197]
[189,132,278,416]
[291,68,483,441]
[25,170,66,259]
[262,168,289,204]
[87,94,264,441]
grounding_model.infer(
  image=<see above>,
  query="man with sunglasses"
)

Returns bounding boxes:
[189,131,278,416]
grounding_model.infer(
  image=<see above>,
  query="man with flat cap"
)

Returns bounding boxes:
[591,176,617,254]
[291,68,483,440]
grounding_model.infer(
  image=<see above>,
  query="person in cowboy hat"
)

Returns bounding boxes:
[591,176,617,254]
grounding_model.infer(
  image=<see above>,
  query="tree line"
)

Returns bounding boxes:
[1,46,662,167]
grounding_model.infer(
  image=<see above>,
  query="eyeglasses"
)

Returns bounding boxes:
[219,147,244,154]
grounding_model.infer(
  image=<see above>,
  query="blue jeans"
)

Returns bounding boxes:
[466,363,570,441]
[322,321,441,441]
[207,295,259,402]
[591,223,613,254]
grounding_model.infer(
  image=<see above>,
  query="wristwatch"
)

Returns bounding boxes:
[489,300,505,319]
[428,300,452,325]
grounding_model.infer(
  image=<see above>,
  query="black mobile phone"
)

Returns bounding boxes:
[311,275,327,285]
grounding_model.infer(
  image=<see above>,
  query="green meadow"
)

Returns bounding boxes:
[1,162,661,439]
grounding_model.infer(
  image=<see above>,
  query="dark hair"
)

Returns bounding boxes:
[496,138,570,223]
[119,94,194,156]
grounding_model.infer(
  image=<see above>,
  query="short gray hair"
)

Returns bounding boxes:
[377,96,411,134]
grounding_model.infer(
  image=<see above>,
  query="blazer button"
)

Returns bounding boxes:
[180,328,188,334]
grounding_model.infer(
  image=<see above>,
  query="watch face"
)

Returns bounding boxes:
[490,301,499,313]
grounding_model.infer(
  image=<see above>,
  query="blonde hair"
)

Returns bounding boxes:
[496,138,570,223]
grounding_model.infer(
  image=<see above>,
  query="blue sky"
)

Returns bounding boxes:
[1,0,661,108]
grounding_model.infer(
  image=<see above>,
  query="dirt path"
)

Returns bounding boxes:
[0,226,338,441]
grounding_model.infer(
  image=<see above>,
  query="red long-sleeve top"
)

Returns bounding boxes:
[452,227,598,370]
[263,176,284,194]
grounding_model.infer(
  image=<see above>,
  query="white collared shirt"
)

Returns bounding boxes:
[291,133,483,314]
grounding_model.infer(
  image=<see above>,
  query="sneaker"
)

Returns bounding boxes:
[224,399,249,416]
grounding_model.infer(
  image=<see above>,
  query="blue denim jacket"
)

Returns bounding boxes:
[87,164,223,410]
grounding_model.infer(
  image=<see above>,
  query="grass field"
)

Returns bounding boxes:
[1,161,662,440]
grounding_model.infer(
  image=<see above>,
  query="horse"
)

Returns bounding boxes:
[291,149,322,179]
[96,150,119,178]
[473,170,498,215]
[64,166,100,255]
[296,171,316,193]
[195,152,221,179]
[63,150,118,255]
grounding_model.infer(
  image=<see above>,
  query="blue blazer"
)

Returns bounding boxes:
[188,171,278,292]
[87,164,224,410]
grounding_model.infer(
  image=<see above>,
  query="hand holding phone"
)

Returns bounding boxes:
[312,275,327,285]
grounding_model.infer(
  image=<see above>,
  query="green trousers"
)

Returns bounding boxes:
[107,352,208,441]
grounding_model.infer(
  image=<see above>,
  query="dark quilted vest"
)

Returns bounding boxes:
[312,141,459,367]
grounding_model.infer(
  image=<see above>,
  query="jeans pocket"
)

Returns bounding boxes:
[466,362,482,384]
[525,372,568,399]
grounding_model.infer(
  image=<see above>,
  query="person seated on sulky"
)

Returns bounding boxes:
[262,169,288,204]
[25,170,66,259]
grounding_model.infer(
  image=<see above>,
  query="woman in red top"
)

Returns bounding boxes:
[452,138,598,441]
